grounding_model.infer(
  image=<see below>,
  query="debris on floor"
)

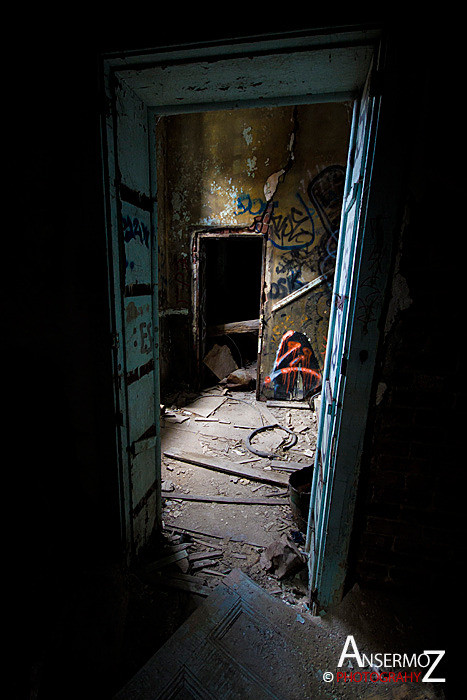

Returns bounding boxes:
[259,533,306,580]
[159,370,319,611]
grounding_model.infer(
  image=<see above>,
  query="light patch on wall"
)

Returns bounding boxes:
[242,126,253,145]
[205,179,240,224]
[171,189,190,232]
[247,156,257,177]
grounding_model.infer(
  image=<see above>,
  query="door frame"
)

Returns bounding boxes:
[192,229,267,393]
[100,25,387,604]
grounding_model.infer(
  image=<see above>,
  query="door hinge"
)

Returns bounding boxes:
[111,332,120,349]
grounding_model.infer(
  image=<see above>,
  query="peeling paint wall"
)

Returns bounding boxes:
[156,103,352,395]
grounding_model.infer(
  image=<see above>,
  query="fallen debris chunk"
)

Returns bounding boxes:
[203,344,238,381]
[259,534,305,580]
[225,368,255,390]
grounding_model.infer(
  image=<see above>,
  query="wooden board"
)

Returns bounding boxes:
[114,569,315,699]
[163,450,290,486]
[207,318,260,336]
[162,490,287,505]
[182,395,227,417]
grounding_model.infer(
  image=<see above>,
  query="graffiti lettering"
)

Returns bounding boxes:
[268,269,305,300]
[123,215,150,248]
[308,165,346,282]
[235,193,268,217]
[264,330,321,400]
[269,193,316,251]
[132,320,153,355]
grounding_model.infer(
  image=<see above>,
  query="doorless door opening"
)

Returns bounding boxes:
[193,231,266,392]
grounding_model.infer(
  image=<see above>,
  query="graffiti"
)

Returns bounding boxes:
[126,302,154,356]
[235,193,268,217]
[269,193,316,250]
[236,164,346,252]
[308,165,346,281]
[122,215,150,248]
[134,322,153,355]
[236,192,315,250]
[268,267,305,300]
[264,330,321,399]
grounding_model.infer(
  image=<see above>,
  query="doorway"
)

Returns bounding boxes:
[101,25,389,613]
[193,232,265,392]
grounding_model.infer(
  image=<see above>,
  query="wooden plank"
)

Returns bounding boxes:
[157,576,212,597]
[271,271,332,313]
[270,460,312,470]
[182,395,227,417]
[266,400,311,409]
[188,550,223,562]
[169,524,264,548]
[162,490,287,505]
[163,450,289,486]
[145,549,188,572]
[191,559,220,571]
[207,318,259,336]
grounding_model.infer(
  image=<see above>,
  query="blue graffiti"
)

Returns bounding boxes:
[269,193,316,251]
[236,190,316,251]
[122,215,150,248]
[269,269,305,299]
[235,193,268,217]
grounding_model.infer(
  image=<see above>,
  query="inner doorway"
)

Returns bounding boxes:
[194,232,265,392]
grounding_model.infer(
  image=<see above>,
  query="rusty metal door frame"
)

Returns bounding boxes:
[191,229,266,392]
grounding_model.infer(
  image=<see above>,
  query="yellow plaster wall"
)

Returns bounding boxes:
[157,103,352,396]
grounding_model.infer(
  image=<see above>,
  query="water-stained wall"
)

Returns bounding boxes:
[156,103,352,397]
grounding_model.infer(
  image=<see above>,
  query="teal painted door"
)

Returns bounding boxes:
[306,61,380,609]
[103,73,161,559]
